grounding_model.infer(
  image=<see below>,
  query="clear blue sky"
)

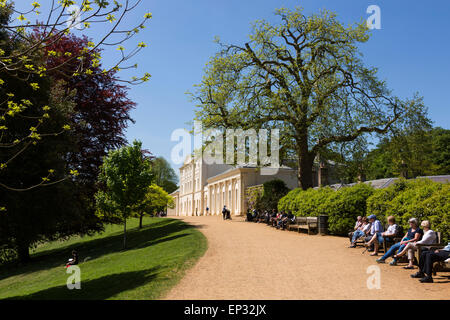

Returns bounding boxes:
[16,0,450,172]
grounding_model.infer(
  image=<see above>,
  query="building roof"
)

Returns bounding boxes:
[318,175,450,191]
[417,175,450,184]
[206,164,294,183]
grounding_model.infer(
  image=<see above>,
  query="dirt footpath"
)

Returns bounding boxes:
[163,216,450,300]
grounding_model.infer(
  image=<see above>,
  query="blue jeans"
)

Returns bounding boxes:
[381,238,410,261]
[351,230,365,243]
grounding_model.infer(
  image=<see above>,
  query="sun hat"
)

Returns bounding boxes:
[368,214,377,220]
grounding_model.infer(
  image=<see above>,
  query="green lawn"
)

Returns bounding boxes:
[0,217,207,300]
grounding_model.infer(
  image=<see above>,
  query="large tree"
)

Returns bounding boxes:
[193,8,425,189]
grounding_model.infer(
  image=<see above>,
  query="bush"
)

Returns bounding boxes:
[278,178,449,241]
[292,187,334,217]
[260,179,290,211]
[278,188,302,213]
[323,184,375,236]
[367,179,449,242]
[0,245,17,265]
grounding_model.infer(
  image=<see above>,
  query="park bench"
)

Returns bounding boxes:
[413,231,450,274]
[353,225,403,252]
[415,231,442,262]
[287,216,318,235]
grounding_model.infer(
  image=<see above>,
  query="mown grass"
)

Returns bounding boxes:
[0,217,207,300]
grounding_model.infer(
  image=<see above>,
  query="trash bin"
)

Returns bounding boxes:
[318,215,328,235]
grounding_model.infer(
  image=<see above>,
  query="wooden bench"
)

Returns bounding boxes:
[415,231,442,263]
[287,216,318,235]
[433,257,450,276]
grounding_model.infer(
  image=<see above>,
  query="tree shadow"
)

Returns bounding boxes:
[0,219,195,281]
[5,266,162,300]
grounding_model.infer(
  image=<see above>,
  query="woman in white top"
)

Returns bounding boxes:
[395,220,436,269]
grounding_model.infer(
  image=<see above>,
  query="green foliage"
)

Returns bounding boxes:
[279,184,374,235]
[324,184,374,235]
[138,184,174,217]
[278,187,303,213]
[246,179,290,212]
[95,140,154,247]
[245,185,264,211]
[151,157,178,194]
[260,179,290,211]
[365,127,450,180]
[193,7,423,189]
[367,179,450,242]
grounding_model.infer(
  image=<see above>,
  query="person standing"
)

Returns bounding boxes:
[222,205,227,220]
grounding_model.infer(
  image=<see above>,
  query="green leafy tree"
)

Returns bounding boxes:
[151,157,178,194]
[0,1,152,196]
[137,184,174,229]
[193,7,425,190]
[95,140,153,248]
[0,84,102,263]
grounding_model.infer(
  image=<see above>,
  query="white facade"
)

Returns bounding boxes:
[168,155,298,217]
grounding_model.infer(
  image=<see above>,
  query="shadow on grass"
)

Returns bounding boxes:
[0,218,194,281]
[5,266,162,300]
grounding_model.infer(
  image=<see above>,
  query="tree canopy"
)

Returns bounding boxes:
[193,7,426,189]
[95,140,154,248]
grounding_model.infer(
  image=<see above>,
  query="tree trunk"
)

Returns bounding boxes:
[139,214,143,229]
[296,134,315,190]
[17,240,30,263]
[123,219,127,249]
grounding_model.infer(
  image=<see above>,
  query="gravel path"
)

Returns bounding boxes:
[164,216,449,300]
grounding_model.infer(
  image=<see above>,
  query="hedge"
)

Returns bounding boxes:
[278,184,374,236]
[367,179,450,243]
[277,179,449,241]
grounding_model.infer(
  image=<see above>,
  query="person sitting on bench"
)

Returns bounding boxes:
[411,242,450,283]
[246,209,253,222]
[395,220,436,270]
[376,218,423,265]
[368,216,399,253]
[277,211,288,230]
[348,216,363,242]
[349,216,371,248]
[364,215,384,255]
[264,210,271,224]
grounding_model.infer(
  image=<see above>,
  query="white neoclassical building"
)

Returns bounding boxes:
[168,155,299,217]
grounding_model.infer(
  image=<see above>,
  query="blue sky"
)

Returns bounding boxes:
[15,0,450,172]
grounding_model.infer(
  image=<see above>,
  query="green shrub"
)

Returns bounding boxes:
[418,184,450,243]
[278,178,449,241]
[323,184,375,236]
[0,245,17,265]
[293,187,334,217]
[367,179,449,242]
[260,179,290,211]
[278,188,303,213]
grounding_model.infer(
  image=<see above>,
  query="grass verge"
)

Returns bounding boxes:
[0,217,207,300]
